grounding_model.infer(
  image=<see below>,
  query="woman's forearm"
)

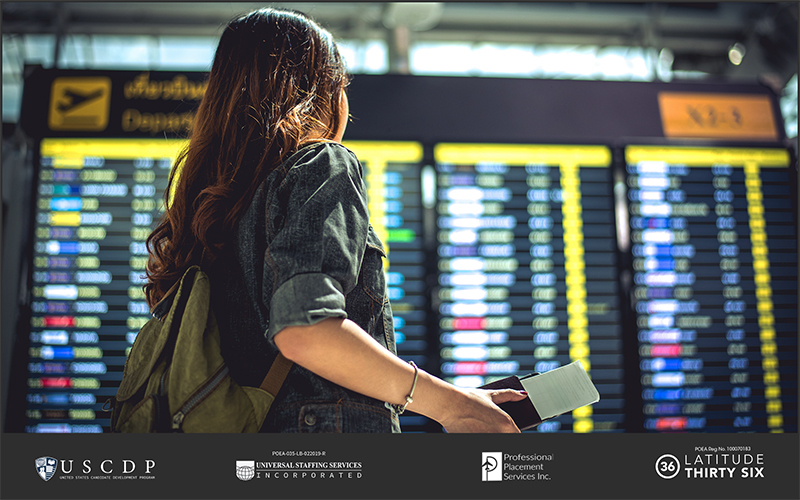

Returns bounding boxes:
[274,317,453,422]
[273,317,524,432]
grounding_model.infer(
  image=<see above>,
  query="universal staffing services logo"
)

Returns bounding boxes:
[235,459,363,480]
[236,461,256,481]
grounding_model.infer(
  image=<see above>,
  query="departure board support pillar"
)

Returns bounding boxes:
[366,159,388,257]
[744,161,782,433]
[560,162,593,433]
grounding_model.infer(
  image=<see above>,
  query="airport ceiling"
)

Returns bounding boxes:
[2,2,798,80]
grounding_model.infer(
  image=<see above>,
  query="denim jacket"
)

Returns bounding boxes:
[209,142,400,433]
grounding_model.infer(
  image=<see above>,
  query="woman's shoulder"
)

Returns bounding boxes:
[289,140,358,164]
[283,140,361,178]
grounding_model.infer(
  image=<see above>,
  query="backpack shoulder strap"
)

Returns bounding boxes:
[259,352,292,396]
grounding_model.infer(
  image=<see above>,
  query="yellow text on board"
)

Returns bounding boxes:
[48,77,112,132]
[658,92,778,140]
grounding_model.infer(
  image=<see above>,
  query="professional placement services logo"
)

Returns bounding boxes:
[35,457,58,482]
[481,452,502,482]
[479,451,554,482]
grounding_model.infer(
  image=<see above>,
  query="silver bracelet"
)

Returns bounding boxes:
[390,360,418,415]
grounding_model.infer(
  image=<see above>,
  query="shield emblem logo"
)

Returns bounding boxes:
[35,457,58,481]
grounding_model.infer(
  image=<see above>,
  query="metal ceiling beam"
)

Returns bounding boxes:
[2,2,762,42]
[1,22,741,54]
[2,1,793,81]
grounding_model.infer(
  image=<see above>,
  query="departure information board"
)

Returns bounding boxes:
[27,138,178,433]
[626,146,798,433]
[434,144,625,433]
[24,138,425,433]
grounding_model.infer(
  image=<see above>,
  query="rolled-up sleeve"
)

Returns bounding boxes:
[263,144,369,344]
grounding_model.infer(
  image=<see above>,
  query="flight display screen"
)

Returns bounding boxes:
[24,138,426,433]
[433,143,626,433]
[17,138,798,434]
[626,146,797,433]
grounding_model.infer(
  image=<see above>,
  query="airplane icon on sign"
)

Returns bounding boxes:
[57,87,105,113]
[48,76,111,131]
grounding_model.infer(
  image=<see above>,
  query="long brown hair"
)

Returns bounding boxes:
[145,8,349,307]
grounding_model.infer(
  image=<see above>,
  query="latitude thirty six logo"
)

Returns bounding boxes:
[35,457,58,481]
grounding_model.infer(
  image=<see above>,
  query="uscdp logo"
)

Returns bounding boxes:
[35,457,58,481]
[236,461,255,481]
[481,452,502,481]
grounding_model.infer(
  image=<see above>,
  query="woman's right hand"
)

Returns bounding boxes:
[439,388,527,433]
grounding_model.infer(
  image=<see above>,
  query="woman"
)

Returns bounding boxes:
[145,8,526,433]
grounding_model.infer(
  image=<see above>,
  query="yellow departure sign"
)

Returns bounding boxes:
[48,77,112,132]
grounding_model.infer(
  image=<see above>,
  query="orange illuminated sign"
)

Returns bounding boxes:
[658,92,778,140]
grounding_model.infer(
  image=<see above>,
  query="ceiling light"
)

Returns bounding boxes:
[728,43,746,65]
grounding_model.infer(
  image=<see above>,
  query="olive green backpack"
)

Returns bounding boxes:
[107,265,292,432]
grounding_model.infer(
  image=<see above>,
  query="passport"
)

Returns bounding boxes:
[480,360,600,431]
